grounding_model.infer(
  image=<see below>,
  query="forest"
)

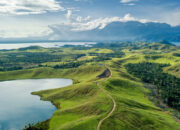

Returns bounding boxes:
[125,62,180,110]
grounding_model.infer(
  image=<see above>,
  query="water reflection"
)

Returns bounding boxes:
[0,79,72,130]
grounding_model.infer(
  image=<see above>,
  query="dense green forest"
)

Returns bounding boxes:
[173,53,180,57]
[0,45,125,71]
[0,48,86,71]
[125,62,180,110]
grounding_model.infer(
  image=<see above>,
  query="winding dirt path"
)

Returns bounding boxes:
[96,68,116,130]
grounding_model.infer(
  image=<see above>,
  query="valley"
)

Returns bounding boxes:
[0,42,179,130]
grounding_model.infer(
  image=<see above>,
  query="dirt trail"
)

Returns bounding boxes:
[96,68,116,130]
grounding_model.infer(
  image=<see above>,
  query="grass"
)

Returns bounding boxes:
[164,63,180,78]
[0,43,180,130]
[0,65,105,82]
[32,57,180,130]
[97,57,180,129]
[32,67,113,130]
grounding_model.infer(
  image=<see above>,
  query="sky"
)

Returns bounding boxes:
[0,0,180,40]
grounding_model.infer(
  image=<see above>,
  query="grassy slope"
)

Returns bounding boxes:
[100,61,180,130]
[0,45,180,130]
[98,46,180,129]
[0,65,103,82]
[32,65,113,130]
[164,63,180,78]
[0,65,113,130]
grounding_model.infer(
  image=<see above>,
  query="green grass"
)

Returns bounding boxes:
[0,65,105,82]
[33,71,113,130]
[99,60,180,130]
[1,43,180,130]
[31,58,180,130]
[164,63,180,78]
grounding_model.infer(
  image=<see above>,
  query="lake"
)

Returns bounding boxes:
[173,42,180,46]
[0,79,72,130]
[0,42,96,50]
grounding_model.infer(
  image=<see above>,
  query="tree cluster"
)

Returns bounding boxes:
[126,62,180,110]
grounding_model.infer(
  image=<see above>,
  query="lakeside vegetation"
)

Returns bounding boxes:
[0,42,180,130]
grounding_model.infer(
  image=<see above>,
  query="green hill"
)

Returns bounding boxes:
[0,42,179,130]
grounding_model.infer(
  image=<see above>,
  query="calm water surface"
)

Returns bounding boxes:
[0,79,72,130]
[0,42,96,50]
[172,42,180,46]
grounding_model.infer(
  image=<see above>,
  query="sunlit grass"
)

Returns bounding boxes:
[0,43,180,129]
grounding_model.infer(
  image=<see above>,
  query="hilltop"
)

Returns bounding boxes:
[0,42,179,130]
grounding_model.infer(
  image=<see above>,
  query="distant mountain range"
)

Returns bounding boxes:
[1,21,180,42]
[99,21,180,41]
[48,21,180,42]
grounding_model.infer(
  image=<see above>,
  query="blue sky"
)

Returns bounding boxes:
[0,0,180,39]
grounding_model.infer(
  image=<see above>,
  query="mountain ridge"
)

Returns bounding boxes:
[1,21,180,42]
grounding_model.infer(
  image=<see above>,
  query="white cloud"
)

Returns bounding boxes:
[65,9,91,23]
[61,13,153,31]
[0,22,52,38]
[49,13,155,41]
[126,3,135,6]
[0,0,64,15]
[76,16,91,22]
[160,11,180,26]
[66,10,72,19]
[0,13,156,39]
[120,0,138,3]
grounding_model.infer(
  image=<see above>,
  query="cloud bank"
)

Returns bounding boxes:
[0,0,64,15]
[120,0,137,3]
[120,0,138,5]
[57,13,153,32]
[0,25,52,38]
[0,13,154,39]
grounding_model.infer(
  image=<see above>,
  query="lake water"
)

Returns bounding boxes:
[173,42,180,46]
[0,42,96,50]
[0,79,72,130]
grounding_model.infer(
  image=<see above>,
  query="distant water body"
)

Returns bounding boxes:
[0,78,72,130]
[172,42,180,46]
[0,42,96,50]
